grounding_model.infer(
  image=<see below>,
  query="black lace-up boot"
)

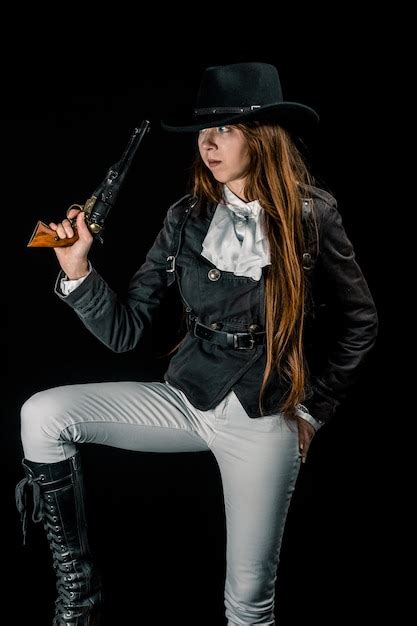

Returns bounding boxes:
[15,451,102,625]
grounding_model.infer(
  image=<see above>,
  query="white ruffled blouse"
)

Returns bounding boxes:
[201,185,271,281]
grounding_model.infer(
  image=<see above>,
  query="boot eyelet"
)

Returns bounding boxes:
[52,516,58,522]
[39,474,46,481]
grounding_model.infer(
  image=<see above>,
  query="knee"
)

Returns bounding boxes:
[225,574,275,623]
[20,389,63,444]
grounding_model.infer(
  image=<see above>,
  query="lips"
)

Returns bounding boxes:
[208,160,222,167]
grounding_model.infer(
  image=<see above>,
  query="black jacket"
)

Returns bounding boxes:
[55,186,378,425]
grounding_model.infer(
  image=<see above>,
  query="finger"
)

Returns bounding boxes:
[299,441,307,464]
[76,211,93,240]
[54,223,71,240]
[61,218,75,238]
[66,207,82,220]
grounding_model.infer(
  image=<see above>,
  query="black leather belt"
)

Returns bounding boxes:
[187,313,265,350]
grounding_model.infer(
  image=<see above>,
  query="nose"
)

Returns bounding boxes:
[199,128,217,148]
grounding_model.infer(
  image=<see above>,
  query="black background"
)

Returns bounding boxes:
[3,38,388,626]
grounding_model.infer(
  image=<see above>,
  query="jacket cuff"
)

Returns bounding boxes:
[58,260,93,295]
[54,264,106,315]
[302,395,337,426]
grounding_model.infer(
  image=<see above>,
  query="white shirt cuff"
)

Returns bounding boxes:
[60,261,92,295]
[295,404,324,431]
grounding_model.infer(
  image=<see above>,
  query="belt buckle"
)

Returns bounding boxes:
[233,333,255,350]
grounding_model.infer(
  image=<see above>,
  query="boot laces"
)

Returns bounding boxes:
[15,473,45,544]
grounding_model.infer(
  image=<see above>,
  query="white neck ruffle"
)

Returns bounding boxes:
[201,185,271,281]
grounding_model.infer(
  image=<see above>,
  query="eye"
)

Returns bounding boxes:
[198,126,230,137]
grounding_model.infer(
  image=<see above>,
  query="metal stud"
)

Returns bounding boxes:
[208,268,221,281]
[302,252,313,270]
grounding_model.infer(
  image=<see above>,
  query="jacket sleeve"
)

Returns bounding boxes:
[54,204,180,353]
[304,200,379,424]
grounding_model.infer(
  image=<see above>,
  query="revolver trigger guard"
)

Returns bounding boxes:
[66,204,84,219]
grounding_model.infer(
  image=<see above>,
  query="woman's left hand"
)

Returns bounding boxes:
[297,418,316,463]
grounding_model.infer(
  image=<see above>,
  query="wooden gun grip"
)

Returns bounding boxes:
[27,221,79,248]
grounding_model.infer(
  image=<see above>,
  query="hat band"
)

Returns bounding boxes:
[194,105,261,116]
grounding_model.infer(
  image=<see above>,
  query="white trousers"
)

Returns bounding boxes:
[20,380,302,625]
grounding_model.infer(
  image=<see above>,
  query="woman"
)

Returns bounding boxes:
[16,62,378,625]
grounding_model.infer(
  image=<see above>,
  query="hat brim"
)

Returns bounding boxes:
[161,101,319,133]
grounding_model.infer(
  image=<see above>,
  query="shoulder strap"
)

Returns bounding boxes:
[301,198,319,271]
[166,195,197,287]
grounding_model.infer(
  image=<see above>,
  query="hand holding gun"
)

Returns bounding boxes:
[47,207,95,280]
[27,120,150,250]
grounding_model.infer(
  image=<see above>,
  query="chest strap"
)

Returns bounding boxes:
[166,196,318,280]
[164,195,318,348]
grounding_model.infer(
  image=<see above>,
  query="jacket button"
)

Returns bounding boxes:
[249,323,260,332]
[208,268,221,281]
[210,321,222,330]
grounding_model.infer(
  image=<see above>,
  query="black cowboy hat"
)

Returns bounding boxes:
[161,62,319,133]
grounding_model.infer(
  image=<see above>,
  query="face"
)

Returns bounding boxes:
[197,125,250,198]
